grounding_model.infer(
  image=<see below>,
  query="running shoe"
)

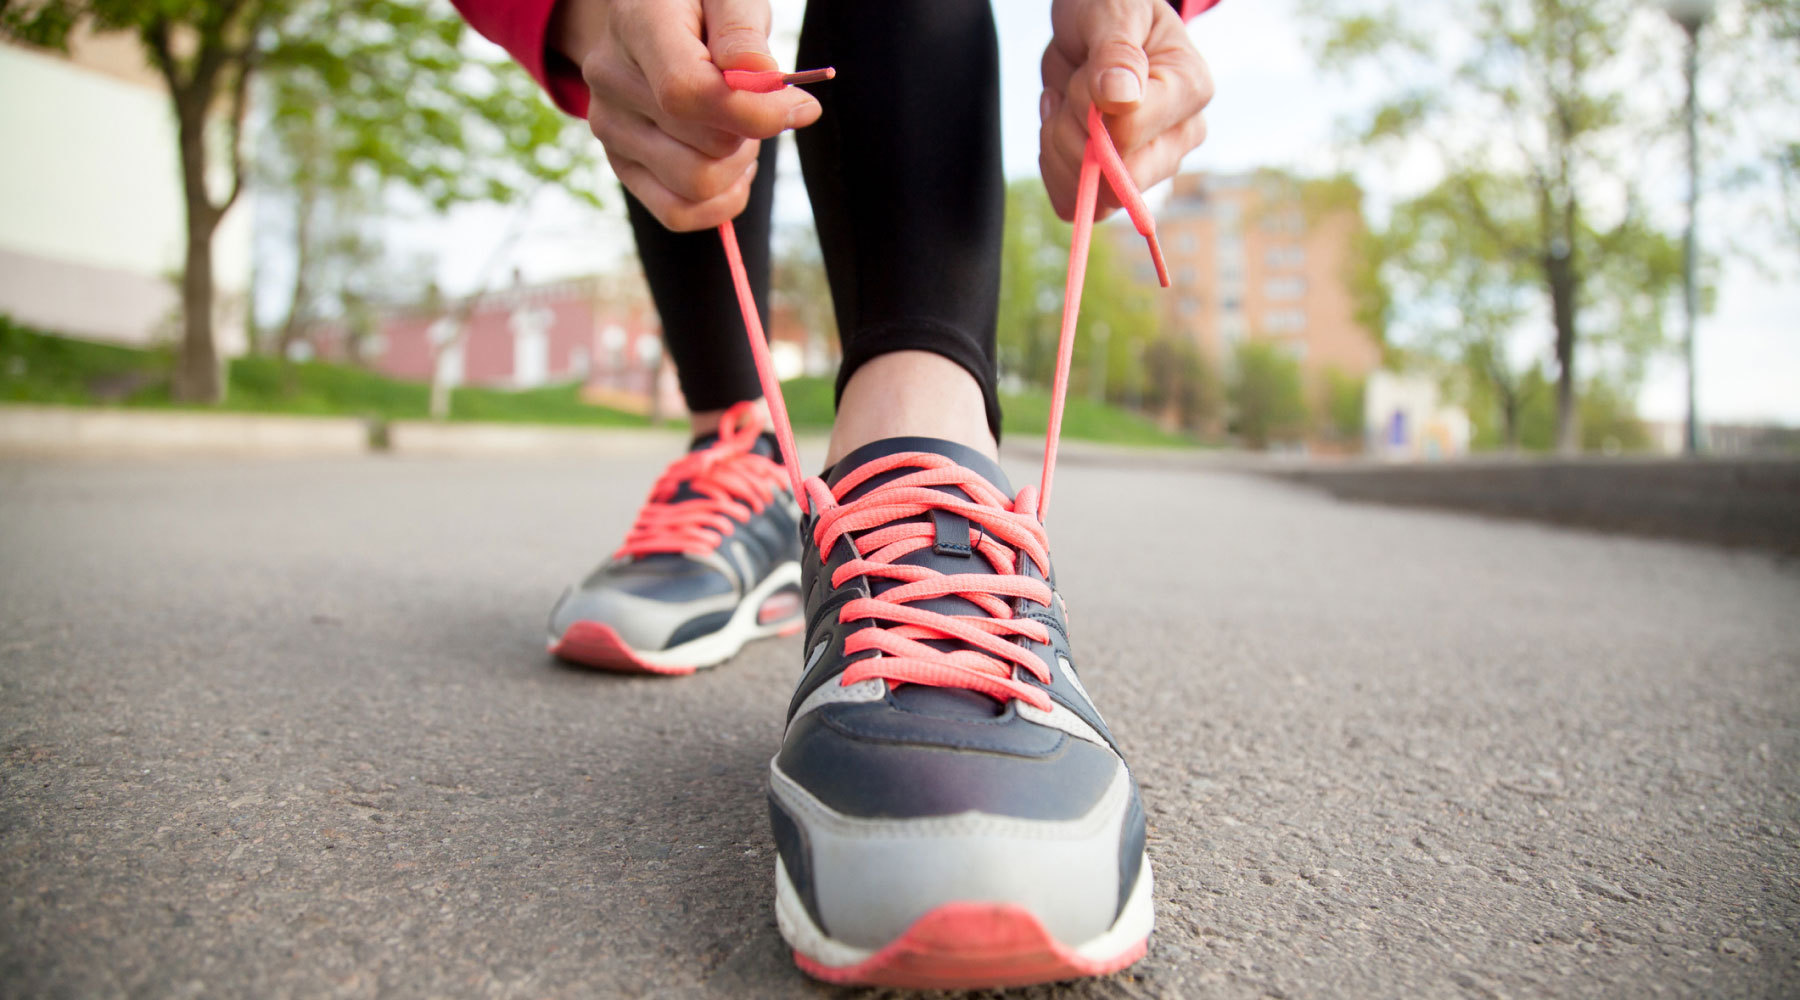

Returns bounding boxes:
[547,400,803,674]
[711,65,1174,988]
[764,436,1151,988]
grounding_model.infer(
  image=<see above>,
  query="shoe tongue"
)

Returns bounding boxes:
[826,437,1019,720]
[689,429,779,458]
[667,430,780,504]
[826,436,1011,497]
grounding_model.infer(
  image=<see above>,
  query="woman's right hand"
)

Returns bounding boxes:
[550,0,821,231]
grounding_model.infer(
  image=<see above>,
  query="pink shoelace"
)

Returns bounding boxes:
[614,399,789,559]
[716,67,1170,708]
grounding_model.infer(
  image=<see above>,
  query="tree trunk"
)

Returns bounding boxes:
[175,199,223,403]
[1547,253,1580,455]
[276,193,316,362]
[171,98,223,403]
[428,315,471,421]
[429,367,453,421]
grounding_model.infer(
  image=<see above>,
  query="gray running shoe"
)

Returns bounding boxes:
[768,437,1151,989]
[548,401,802,674]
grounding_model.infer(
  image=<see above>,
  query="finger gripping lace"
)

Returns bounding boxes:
[614,401,788,559]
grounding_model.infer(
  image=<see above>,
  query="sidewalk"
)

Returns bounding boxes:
[0,403,694,460]
[0,402,1242,468]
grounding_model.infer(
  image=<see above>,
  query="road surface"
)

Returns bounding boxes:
[2,453,1796,998]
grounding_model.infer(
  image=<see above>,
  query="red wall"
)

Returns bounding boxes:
[365,285,661,391]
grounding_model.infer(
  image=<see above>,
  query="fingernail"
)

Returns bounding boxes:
[1040,91,1054,124]
[1100,68,1142,105]
[784,101,817,129]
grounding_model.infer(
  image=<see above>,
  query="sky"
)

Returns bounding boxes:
[384,0,1798,426]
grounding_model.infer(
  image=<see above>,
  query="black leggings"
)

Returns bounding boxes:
[623,0,1005,437]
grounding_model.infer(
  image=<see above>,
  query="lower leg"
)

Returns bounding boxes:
[826,353,994,465]
[625,140,780,434]
[796,0,1005,463]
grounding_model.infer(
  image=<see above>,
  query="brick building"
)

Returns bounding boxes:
[306,272,814,417]
[1149,171,1380,395]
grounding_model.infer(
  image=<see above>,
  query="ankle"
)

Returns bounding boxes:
[826,351,997,466]
[689,398,769,440]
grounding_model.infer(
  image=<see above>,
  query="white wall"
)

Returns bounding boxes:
[0,40,250,352]
[1365,370,1470,461]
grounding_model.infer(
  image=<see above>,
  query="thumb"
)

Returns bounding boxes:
[1082,5,1152,115]
[701,0,777,72]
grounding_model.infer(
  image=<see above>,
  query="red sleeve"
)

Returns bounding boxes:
[1179,0,1223,20]
[452,0,590,118]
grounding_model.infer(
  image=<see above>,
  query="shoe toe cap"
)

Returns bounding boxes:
[771,703,1145,950]
[770,749,1142,951]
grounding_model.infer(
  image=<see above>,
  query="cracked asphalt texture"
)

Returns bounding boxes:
[2,453,1796,999]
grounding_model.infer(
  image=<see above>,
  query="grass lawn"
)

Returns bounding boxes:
[1,319,1197,447]
[1,317,650,427]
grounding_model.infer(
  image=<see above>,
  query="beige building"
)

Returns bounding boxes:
[0,30,250,350]
[1149,171,1380,394]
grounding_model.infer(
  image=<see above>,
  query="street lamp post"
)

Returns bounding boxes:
[1657,0,1714,456]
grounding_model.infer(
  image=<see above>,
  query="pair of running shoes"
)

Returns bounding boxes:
[547,401,1153,989]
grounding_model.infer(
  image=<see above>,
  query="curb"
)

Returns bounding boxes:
[0,404,369,458]
[385,419,689,459]
[1269,457,1800,555]
[0,404,819,462]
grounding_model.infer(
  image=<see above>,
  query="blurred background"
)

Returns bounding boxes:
[0,0,1794,458]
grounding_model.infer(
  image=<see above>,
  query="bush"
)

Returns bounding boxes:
[1579,381,1651,454]
[1321,367,1366,445]
[1142,335,1221,434]
[1229,340,1309,449]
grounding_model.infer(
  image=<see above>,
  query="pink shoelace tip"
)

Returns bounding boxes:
[721,67,836,93]
[718,65,1168,706]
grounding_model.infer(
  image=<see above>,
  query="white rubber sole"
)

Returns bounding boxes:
[775,848,1155,981]
[548,560,801,672]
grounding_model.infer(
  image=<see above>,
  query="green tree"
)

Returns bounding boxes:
[999,180,1071,387]
[1707,0,1800,254]
[1303,0,1686,453]
[1382,170,1678,450]
[4,0,600,403]
[1385,173,1538,449]
[996,179,1160,402]
[1471,369,1648,452]
[1321,367,1366,446]
[1230,340,1309,450]
[1143,334,1220,433]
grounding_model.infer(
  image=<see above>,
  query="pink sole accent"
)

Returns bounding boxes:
[793,902,1148,990]
[757,591,803,625]
[548,622,697,676]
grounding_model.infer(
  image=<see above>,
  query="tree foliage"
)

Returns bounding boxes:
[1704,0,1800,254]
[1301,0,1686,453]
[1379,168,1679,450]
[997,180,1162,407]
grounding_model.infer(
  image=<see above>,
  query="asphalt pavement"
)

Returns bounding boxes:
[1,453,1796,998]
